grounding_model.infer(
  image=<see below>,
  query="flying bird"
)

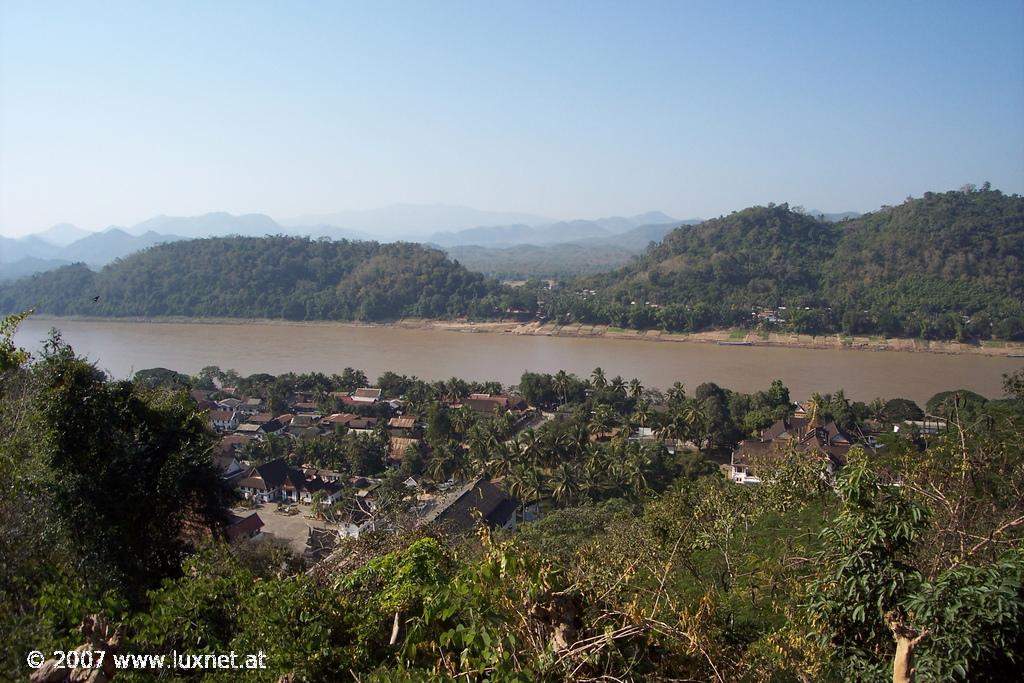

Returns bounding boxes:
[92,296,100,302]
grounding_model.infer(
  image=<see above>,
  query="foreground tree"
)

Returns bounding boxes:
[28,334,231,601]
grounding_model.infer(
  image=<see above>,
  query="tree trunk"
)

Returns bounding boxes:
[886,612,928,683]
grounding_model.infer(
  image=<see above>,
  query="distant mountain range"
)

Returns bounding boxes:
[3,190,1014,342]
[441,221,702,279]
[280,204,552,237]
[35,223,95,246]
[0,229,187,279]
[425,212,688,248]
[125,212,280,239]
[1,207,702,280]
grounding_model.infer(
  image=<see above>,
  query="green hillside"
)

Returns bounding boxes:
[3,190,1021,341]
[0,236,528,321]
[542,188,1024,340]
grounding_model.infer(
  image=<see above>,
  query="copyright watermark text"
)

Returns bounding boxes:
[28,649,268,671]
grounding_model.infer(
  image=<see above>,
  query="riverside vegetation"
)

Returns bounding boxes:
[2,312,1023,681]
[1,187,1022,342]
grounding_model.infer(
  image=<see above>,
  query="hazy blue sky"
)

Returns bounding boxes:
[1,0,1022,236]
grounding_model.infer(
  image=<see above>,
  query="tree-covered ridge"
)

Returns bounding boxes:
[542,188,1024,339]
[613,203,838,306]
[2,189,1022,341]
[0,236,523,321]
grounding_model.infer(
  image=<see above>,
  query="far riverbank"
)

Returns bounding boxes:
[15,317,1023,404]
[26,315,1024,358]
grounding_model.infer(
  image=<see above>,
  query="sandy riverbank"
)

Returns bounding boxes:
[27,314,1024,357]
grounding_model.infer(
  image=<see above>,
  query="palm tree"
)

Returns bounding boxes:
[604,452,628,498]
[659,405,695,446]
[632,400,653,428]
[549,462,579,505]
[445,377,469,403]
[806,392,825,430]
[553,370,571,406]
[465,424,489,461]
[569,422,590,457]
[426,446,455,483]
[449,449,472,482]
[486,443,515,478]
[624,455,650,500]
[589,404,616,437]
[590,367,607,391]
[480,380,503,395]
[522,469,548,511]
[665,381,686,404]
[507,465,546,510]
[867,397,887,423]
[610,375,626,396]
[628,378,644,400]
[518,428,543,467]
[450,405,476,436]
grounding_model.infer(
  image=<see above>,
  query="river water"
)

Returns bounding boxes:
[13,319,1024,404]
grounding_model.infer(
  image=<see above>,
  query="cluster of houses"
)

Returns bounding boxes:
[194,384,529,561]
[725,404,855,485]
[198,386,531,474]
[725,401,949,485]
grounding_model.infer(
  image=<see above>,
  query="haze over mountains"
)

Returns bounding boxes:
[2,189,1017,342]
[0,205,728,280]
[281,204,552,237]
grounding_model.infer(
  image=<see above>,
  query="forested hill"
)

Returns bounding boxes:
[544,188,1024,340]
[0,236,525,321]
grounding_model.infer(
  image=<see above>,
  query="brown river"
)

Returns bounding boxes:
[13,319,1024,404]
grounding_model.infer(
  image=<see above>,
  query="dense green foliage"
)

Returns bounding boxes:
[3,314,1023,681]
[541,188,1024,340]
[0,236,523,321]
[1,323,230,677]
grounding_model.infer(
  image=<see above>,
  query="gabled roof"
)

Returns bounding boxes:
[209,409,238,422]
[820,421,853,445]
[431,478,517,533]
[388,437,420,463]
[226,512,264,541]
[246,412,275,425]
[762,417,810,441]
[212,454,240,473]
[347,417,378,430]
[388,416,417,430]
[288,426,323,439]
[460,394,528,414]
[352,387,382,400]
[291,414,320,428]
[260,419,286,433]
[239,458,291,490]
[464,397,506,415]
[323,412,358,425]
